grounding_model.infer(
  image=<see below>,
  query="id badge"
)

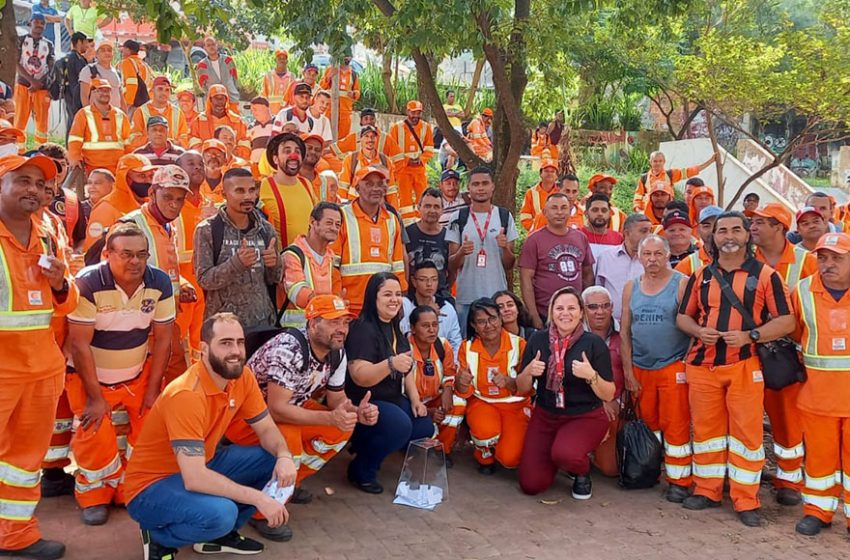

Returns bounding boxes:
[488,384,500,396]
[370,227,382,244]
[476,249,487,268]
[556,390,565,409]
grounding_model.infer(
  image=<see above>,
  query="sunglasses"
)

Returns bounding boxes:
[586,303,612,311]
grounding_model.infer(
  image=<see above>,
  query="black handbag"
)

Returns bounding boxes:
[616,393,663,489]
[706,264,806,390]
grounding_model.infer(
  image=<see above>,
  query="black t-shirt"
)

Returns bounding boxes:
[405,223,451,300]
[345,318,410,405]
[521,330,613,416]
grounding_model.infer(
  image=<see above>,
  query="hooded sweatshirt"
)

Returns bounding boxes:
[688,186,716,228]
[188,84,250,159]
[83,153,153,251]
[193,205,282,329]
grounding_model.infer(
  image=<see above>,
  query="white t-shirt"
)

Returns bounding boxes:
[79,64,122,108]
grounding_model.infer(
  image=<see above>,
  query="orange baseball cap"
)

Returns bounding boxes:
[753,203,792,231]
[300,132,325,146]
[0,154,57,181]
[648,181,674,197]
[587,173,618,190]
[814,232,850,255]
[274,49,288,59]
[353,164,390,186]
[406,100,423,112]
[0,121,26,144]
[176,89,195,100]
[91,78,112,90]
[305,294,352,321]
[539,160,558,172]
[201,139,227,154]
[118,153,157,173]
[690,186,715,200]
[481,108,493,117]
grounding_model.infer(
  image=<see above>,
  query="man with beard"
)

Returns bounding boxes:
[677,211,795,527]
[586,174,626,232]
[299,133,339,203]
[580,193,624,259]
[645,182,674,227]
[519,160,559,232]
[272,82,315,135]
[259,133,316,246]
[389,101,435,225]
[339,125,398,207]
[194,168,282,328]
[124,312,296,560]
[201,139,227,202]
[227,295,378,541]
[189,84,250,160]
[676,205,722,277]
[438,169,469,227]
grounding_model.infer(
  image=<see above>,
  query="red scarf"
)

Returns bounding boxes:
[545,322,584,394]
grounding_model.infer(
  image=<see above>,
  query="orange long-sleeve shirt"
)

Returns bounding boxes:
[127,102,190,151]
[67,105,130,173]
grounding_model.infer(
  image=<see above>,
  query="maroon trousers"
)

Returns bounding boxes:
[518,405,609,495]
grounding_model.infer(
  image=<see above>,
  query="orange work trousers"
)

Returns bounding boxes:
[0,373,63,550]
[163,320,189,387]
[466,397,530,468]
[395,167,427,225]
[635,362,693,487]
[66,369,149,508]
[175,270,204,364]
[764,383,804,491]
[41,389,72,469]
[687,356,765,512]
[337,109,353,139]
[425,393,467,456]
[13,85,50,144]
[799,410,850,526]
[227,400,351,486]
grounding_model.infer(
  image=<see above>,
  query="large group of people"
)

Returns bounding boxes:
[2,7,850,560]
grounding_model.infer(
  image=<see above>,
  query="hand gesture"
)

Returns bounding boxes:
[431,406,446,423]
[255,494,288,528]
[179,282,198,304]
[491,370,509,389]
[460,235,475,256]
[274,455,298,488]
[356,391,379,425]
[391,352,414,374]
[698,327,721,345]
[412,401,428,417]
[603,400,620,422]
[456,366,473,390]
[496,227,508,249]
[330,398,358,432]
[624,371,641,393]
[262,238,279,268]
[80,396,111,431]
[522,350,546,378]
[40,255,67,291]
[721,330,750,348]
[571,352,596,381]
[236,238,258,268]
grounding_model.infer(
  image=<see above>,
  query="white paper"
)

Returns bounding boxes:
[393,481,444,510]
[262,479,294,504]
[38,254,52,269]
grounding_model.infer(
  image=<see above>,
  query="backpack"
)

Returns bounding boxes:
[245,326,343,374]
[433,336,446,362]
[129,58,151,107]
[451,206,510,238]
[48,56,68,101]
[640,169,674,188]
[88,62,100,79]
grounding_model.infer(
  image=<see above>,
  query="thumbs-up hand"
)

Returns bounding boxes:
[461,234,475,256]
[496,227,508,249]
[261,237,279,267]
[571,351,596,381]
[330,398,358,432]
[236,238,258,268]
[456,366,473,390]
[522,350,546,378]
[356,390,379,425]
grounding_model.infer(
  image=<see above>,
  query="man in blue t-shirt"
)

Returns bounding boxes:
[31,0,64,47]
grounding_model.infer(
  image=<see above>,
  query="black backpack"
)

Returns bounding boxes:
[451,206,510,238]
[48,56,68,101]
[640,169,674,188]
[245,326,343,373]
[130,58,150,107]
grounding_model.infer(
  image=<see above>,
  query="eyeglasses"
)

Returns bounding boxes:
[423,359,435,377]
[474,315,500,327]
[116,250,150,262]
[585,303,612,311]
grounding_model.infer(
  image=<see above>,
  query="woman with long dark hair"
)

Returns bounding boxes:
[493,290,538,340]
[344,273,434,493]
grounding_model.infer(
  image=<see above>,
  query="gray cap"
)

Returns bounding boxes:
[699,205,724,224]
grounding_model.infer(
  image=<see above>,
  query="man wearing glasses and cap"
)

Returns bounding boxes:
[128,76,190,151]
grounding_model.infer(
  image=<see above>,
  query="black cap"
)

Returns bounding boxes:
[440,169,460,182]
[293,82,312,95]
[122,39,141,53]
[663,209,691,229]
[146,115,169,129]
[359,125,378,137]
[360,107,376,117]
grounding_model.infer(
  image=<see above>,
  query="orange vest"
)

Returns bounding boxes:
[456,331,528,404]
[338,150,398,206]
[467,117,492,159]
[319,67,360,113]
[755,242,817,290]
[128,102,190,150]
[123,204,180,297]
[410,336,457,402]
[67,105,130,172]
[390,119,436,170]
[519,182,557,232]
[280,235,341,328]
[262,70,295,114]
[189,111,250,159]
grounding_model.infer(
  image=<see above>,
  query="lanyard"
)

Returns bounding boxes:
[552,337,569,376]
[470,209,492,243]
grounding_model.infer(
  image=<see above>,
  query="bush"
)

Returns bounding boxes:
[232,49,277,100]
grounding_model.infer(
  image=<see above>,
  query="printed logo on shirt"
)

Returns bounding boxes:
[752,370,764,383]
[28,290,43,306]
[140,298,156,314]
[832,338,846,352]
[675,371,687,384]
[545,244,584,282]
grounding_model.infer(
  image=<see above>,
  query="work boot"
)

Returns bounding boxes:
[193,531,264,555]
[444,455,454,469]
[738,509,762,527]
[40,469,74,498]
[775,488,802,506]
[248,518,293,542]
[665,484,691,504]
[0,539,65,559]
[682,495,721,510]
[477,463,496,476]
[795,515,830,536]
[289,487,313,504]
[141,529,177,560]
[571,475,592,500]
[81,505,109,526]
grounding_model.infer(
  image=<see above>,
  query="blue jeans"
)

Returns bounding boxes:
[456,303,470,339]
[347,397,434,484]
[127,445,275,549]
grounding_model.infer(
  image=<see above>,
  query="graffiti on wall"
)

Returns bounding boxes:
[688,111,741,152]
[739,142,811,209]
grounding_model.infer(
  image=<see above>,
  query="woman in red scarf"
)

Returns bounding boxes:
[516,286,616,500]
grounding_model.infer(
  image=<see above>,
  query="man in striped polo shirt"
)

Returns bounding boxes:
[66,222,176,527]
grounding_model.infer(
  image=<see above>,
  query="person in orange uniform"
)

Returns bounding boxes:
[790,232,850,536]
[67,79,130,174]
[338,125,399,207]
[677,211,796,527]
[389,101,435,224]
[328,108,401,174]
[127,76,190,151]
[519,160,558,231]
[259,133,316,247]
[280,201,342,328]
[455,298,529,474]
[0,154,78,560]
[407,305,465,463]
[83,153,157,252]
[634,150,715,212]
[528,173,584,233]
[117,40,153,118]
[176,89,199,130]
[586,174,626,232]
[262,50,296,115]
[299,133,339,203]
[66,222,175,527]
[467,108,493,161]
[530,123,559,161]
[189,84,250,160]
[200,139,227,203]
[319,55,361,138]
[675,205,721,277]
[688,185,716,228]
[332,165,406,316]
[645,182,674,227]
[750,203,818,505]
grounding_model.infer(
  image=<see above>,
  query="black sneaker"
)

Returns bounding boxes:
[81,505,109,526]
[665,484,691,504]
[247,518,293,542]
[40,469,74,498]
[0,539,65,560]
[795,515,830,536]
[775,488,802,506]
[682,495,721,510]
[193,531,264,555]
[290,487,313,504]
[571,475,592,500]
[141,529,177,560]
[738,508,762,528]
[477,463,496,476]
[444,455,454,469]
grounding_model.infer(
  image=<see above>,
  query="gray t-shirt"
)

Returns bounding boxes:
[79,64,122,108]
[445,207,518,304]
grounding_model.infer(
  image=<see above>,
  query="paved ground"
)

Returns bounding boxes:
[38,444,848,560]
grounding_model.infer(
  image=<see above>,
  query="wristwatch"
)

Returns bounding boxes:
[749,329,761,342]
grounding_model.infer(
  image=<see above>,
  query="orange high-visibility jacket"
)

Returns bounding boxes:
[119,55,154,108]
[189,86,250,159]
[389,119,435,172]
[329,129,402,172]
[67,105,130,172]
[128,101,190,150]
[122,204,181,297]
[262,70,296,114]
[519,182,558,232]
[83,155,151,251]
[338,150,399,208]
[319,67,360,115]
[455,331,529,403]
[279,235,342,328]
[634,166,699,212]
[755,242,817,291]
[467,117,492,159]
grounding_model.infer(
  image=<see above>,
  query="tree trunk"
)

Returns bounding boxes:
[706,111,725,201]
[0,0,17,85]
[381,48,396,114]
[330,63,341,142]
[558,124,576,176]
[464,58,485,116]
